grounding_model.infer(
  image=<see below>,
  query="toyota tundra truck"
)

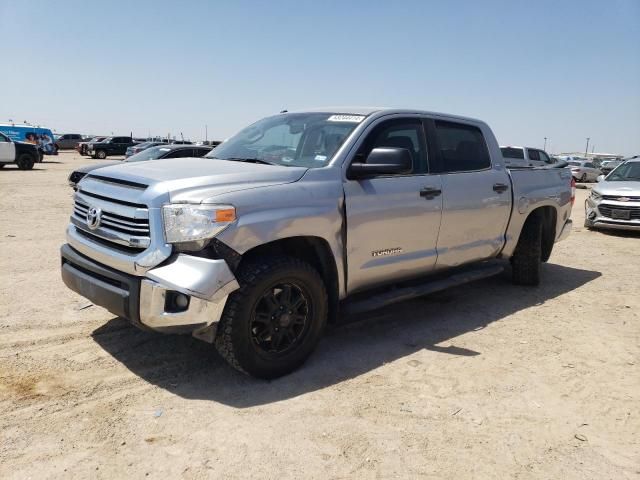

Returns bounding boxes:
[61,108,574,378]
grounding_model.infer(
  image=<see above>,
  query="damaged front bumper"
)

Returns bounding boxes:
[60,244,239,341]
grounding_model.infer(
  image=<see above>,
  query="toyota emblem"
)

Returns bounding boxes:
[86,207,102,230]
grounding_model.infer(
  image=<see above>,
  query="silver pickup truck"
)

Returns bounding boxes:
[61,108,574,378]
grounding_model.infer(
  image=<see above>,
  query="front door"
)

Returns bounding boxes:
[344,117,443,293]
[0,133,15,162]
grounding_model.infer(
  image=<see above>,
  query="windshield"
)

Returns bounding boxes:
[205,112,364,167]
[126,146,172,162]
[606,162,640,181]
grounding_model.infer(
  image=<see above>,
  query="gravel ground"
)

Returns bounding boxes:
[1,152,638,479]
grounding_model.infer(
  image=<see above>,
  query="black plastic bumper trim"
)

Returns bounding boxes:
[60,244,142,326]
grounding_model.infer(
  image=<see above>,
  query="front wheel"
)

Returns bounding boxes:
[580,173,587,182]
[215,256,328,379]
[16,153,35,170]
[511,215,542,286]
[96,150,107,159]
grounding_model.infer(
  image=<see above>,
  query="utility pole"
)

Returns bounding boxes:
[585,137,590,157]
[543,137,547,151]
[205,125,208,142]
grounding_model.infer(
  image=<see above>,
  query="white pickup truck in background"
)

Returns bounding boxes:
[500,146,557,167]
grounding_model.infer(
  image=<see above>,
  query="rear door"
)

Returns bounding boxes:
[429,119,511,268]
[343,116,443,293]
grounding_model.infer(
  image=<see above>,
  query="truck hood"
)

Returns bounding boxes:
[88,157,309,202]
[593,181,640,197]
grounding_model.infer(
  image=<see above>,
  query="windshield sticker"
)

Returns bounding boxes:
[327,114,365,123]
[314,155,327,162]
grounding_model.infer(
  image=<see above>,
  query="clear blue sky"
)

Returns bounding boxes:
[2,0,639,155]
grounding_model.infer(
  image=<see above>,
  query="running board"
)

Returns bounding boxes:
[342,261,505,316]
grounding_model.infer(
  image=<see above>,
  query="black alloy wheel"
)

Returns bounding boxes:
[250,282,311,356]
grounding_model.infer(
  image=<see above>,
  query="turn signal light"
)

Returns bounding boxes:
[215,208,236,222]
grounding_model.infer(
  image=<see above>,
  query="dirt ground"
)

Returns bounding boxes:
[0,151,638,479]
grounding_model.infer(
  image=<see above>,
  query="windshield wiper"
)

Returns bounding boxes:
[216,157,277,166]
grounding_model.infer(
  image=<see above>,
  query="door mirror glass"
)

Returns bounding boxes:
[349,147,412,178]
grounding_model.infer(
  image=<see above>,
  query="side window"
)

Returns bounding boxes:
[356,119,428,174]
[192,148,208,157]
[528,150,540,161]
[585,162,594,168]
[539,151,551,163]
[164,149,189,159]
[433,121,490,173]
[0,133,9,142]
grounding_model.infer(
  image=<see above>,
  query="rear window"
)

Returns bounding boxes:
[568,161,581,166]
[434,121,490,173]
[500,147,524,159]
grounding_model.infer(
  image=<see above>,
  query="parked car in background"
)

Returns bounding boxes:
[568,160,601,182]
[585,158,640,231]
[170,140,193,145]
[500,146,556,167]
[600,159,624,175]
[87,136,138,159]
[68,144,213,188]
[76,136,106,155]
[55,134,84,151]
[0,131,40,170]
[125,141,166,158]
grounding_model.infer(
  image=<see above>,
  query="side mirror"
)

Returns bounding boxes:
[596,175,605,182]
[348,147,412,179]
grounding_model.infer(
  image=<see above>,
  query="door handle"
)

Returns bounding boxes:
[493,183,509,193]
[419,187,442,199]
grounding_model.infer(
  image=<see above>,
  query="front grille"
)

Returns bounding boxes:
[72,197,150,250]
[598,203,640,220]
[601,195,640,201]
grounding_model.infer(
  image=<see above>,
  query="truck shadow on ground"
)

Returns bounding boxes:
[91,263,600,407]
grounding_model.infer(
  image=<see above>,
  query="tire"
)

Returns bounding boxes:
[96,150,107,159]
[583,218,593,230]
[511,215,542,286]
[16,153,35,170]
[580,173,587,182]
[215,256,328,379]
[0,164,5,169]
[38,151,44,163]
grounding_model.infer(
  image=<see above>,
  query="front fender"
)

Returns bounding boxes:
[214,175,346,297]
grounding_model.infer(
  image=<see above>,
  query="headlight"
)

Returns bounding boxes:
[162,204,236,244]
[590,190,602,200]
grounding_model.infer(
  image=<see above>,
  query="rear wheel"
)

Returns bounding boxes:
[215,256,328,379]
[580,173,587,182]
[511,215,542,286]
[16,153,35,170]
